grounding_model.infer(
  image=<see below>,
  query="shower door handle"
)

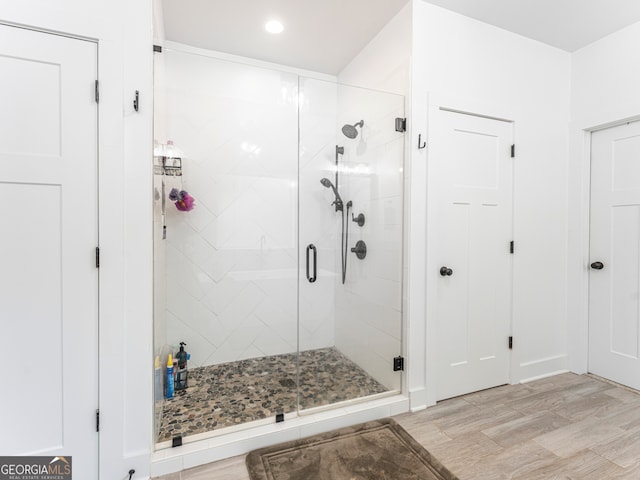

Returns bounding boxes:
[306,244,317,283]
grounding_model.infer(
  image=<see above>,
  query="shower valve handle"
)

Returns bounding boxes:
[351,240,367,259]
[352,212,365,227]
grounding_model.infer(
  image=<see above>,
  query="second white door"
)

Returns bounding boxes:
[589,121,640,390]
[430,108,513,401]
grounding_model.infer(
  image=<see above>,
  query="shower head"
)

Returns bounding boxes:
[342,120,364,139]
[320,177,344,211]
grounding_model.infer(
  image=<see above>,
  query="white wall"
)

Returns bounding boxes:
[1,1,154,479]
[412,2,572,405]
[571,22,640,128]
[567,21,640,373]
[338,3,412,96]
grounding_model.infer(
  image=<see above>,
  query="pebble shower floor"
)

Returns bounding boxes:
[157,347,389,442]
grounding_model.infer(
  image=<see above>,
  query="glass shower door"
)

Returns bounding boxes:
[153,50,301,444]
[297,77,405,412]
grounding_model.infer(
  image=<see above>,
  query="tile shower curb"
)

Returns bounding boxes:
[150,394,410,477]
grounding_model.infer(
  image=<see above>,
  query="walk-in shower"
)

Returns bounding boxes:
[153,48,405,448]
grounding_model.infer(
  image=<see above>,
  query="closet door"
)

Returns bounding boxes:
[0,24,98,478]
[430,108,513,401]
[589,121,640,390]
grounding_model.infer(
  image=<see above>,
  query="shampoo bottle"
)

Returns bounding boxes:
[175,342,189,390]
[165,353,175,399]
[176,342,188,369]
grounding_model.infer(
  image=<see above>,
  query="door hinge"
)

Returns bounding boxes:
[395,117,407,133]
[95,80,99,104]
[393,356,405,371]
[153,44,163,53]
[95,247,100,268]
[96,409,100,432]
[509,336,513,350]
[511,144,515,158]
[510,241,515,254]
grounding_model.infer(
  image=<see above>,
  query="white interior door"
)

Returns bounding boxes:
[430,108,513,401]
[589,121,640,390]
[0,25,98,477]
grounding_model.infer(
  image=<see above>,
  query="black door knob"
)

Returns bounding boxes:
[440,266,453,276]
[590,261,604,270]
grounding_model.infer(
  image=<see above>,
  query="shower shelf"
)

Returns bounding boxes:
[154,156,182,176]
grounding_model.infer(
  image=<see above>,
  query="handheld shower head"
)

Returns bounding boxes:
[342,120,364,139]
[320,177,344,211]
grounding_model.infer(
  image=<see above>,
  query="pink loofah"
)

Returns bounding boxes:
[175,193,195,211]
[169,188,195,212]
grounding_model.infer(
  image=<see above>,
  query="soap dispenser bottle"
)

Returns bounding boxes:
[165,353,174,399]
[175,342,189,391]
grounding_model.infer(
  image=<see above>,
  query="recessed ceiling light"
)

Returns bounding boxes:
[265,20,284,34]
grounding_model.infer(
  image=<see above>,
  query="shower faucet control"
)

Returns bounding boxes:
[352,212,365,227]
[351,240,367,260]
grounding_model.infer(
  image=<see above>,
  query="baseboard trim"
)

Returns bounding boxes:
[519,369,570,384]
[516,354,569,384]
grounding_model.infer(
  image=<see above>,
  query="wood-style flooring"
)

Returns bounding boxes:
[155,373,640,479]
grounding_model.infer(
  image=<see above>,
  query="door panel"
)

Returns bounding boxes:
[589,121,640,389]
[431,109,513,401]
[0,24,98,476]
[1,183,64,452]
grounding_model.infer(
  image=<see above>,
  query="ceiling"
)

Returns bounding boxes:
[160,0,409,75]
[161,0,640,75]
[424,0,640,52]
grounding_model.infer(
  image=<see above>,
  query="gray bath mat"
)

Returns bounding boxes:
[246,418,459,480]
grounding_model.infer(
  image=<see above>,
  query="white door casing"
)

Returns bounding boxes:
[0,25,98,477]
[430,108,513,401]
[589,121,640,390]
